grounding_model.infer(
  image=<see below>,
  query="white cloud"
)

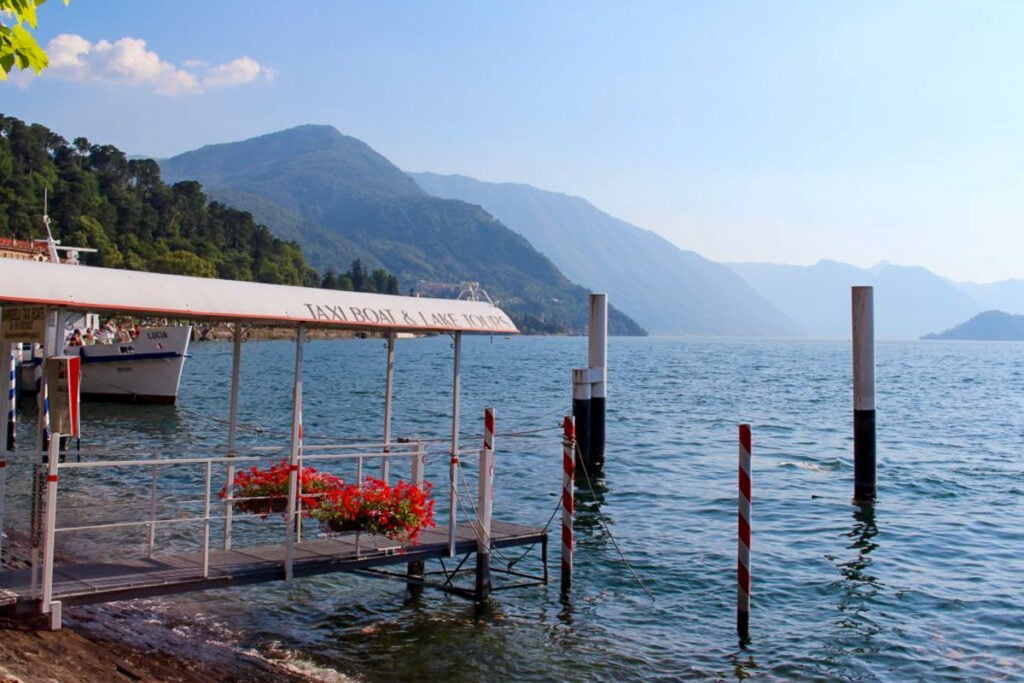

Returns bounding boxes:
[40,34,272,96]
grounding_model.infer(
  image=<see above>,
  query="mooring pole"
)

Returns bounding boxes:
[852,286,876,502]
[223,325,243,550]
[572,368,591,470]
[448,331,462,557]
[588,293,608,472]
[475,407,495,602]
[561,416,575,596]
[284,324,306,581]
[3,344,15,451]
[737,423,752,640]
[0,459,6,562]
[407,441,426,592]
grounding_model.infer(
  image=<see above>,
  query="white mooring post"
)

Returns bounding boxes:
[561,415,575,596]
[572,293,608,474]
[852,286,877,502]
[588,293,608,471]
[737,423,752,640]
[284,324,306,581]
[475,407,495,602]
[407,441,427,590]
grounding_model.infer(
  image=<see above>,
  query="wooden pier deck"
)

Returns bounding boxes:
[0,521,547,611]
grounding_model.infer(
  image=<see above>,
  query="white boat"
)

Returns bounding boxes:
[3,204,192,405]
[15,324,192,405]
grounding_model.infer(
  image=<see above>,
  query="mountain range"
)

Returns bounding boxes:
[409,173,799,337]
[922,310,1024,341]
[158,123,1022,340]
[159,125,644,335]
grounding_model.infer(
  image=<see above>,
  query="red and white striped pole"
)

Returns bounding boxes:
[737,423,752,638]
[0,459,6,561]
[475,407,495,602]
[561,415,575,596]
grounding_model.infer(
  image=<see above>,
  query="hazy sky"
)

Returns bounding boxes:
[3,1,1022,283]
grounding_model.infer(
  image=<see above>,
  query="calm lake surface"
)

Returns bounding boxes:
[11,335,1024,680]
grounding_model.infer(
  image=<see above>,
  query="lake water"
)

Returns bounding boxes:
[8,335,1024,681]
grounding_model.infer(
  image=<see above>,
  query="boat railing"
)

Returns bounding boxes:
[32,438,440,613]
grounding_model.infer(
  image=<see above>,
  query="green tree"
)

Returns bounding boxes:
[0,0,69,80]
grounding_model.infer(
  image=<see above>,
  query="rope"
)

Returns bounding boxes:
[574,440,656,602]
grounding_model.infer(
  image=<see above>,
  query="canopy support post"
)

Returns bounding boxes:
[223,324,243,550]
[448,331,462,557]
[382,332,395,484]
[284,324,305,581]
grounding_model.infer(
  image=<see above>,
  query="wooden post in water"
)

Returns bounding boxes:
[561,416,575,596]
[475,407,495,602]
[737,423,752,639]
[852,286,877,502]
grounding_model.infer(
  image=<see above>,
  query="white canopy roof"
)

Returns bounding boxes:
[0,259,518,334]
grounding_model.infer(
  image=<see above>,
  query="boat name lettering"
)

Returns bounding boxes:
[146,331,168,340]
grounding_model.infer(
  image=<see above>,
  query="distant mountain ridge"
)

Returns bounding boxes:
[922,310,1024,340]
[410,172,799,337]
[727,259,986,339]
[159,125,644,335]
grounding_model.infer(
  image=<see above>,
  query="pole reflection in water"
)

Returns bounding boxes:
[835,503,882,641]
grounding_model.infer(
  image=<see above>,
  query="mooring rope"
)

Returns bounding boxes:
[574,440,656,602]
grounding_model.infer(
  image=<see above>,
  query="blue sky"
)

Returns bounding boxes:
[2,1,1023,283]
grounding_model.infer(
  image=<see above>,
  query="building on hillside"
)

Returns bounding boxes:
[0,237,49,262]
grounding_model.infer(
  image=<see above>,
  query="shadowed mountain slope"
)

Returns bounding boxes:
[410,172,799,336]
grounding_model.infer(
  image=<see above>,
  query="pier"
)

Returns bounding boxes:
[0,259,550,629]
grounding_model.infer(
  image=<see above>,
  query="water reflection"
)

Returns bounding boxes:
[834,502,882,640]
[573,478,608,539]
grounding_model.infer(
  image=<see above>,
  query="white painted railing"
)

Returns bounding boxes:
[35,438,431,617]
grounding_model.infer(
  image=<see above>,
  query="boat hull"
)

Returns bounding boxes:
[16,326,191,405]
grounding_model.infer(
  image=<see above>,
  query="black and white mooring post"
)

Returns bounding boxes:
[572,293,608,473]
[588,293,608,471]
[852,286,876,502]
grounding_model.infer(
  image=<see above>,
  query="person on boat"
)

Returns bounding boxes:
[84,328,96,345]
[98,320,115,344]
[67,329,84,347]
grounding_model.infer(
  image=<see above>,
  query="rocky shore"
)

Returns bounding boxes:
[0,527,338,683]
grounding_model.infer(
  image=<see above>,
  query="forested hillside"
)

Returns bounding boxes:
[0,114,325,286]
